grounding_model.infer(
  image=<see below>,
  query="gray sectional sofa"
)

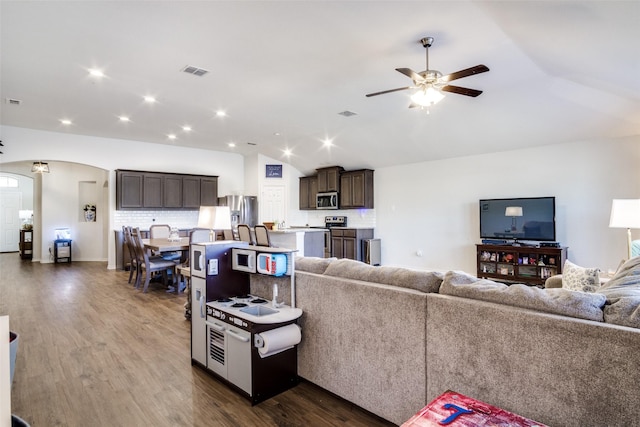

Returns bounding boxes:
[249,256,640,426]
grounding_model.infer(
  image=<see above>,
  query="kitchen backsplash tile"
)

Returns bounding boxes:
[114,209,199,230]
[307,209,376,228]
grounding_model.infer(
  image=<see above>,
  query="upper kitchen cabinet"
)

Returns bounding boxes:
[164,175,183,208]
[316,166,344,193]
[116,170,218,210]
[340,169,374,209]
[299,175,318,210]
[116,170,145,209]
[182,176,201,208]
[182,175,218,207]
[200,177,218,206]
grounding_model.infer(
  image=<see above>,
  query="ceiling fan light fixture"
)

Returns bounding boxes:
[411,86,445,107]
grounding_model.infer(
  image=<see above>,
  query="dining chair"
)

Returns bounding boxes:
[149,224,182,262]
[254,224,272,247]
[237,224,255,245]
[223,229,234,240]
[132,228,177,293]
[122,226,139,285]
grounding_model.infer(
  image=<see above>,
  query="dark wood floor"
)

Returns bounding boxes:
[1,253,395,427]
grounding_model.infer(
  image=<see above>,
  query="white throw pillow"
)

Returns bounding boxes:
[562,260,600,293]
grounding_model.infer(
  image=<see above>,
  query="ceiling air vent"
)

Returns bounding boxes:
[5,98,21,106]
[338,110,357,117]
[181,65,209,77]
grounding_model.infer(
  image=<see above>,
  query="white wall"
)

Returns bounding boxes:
[375,135,640,273]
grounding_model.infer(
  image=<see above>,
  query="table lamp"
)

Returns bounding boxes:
[609,199,640,260]
[198,206,232,241]
[505,206,523,232]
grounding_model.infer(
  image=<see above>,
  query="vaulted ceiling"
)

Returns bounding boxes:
[1,1,639,175]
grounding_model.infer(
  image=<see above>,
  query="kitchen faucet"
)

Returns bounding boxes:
[272,283,282,308]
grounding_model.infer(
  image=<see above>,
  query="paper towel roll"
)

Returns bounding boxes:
[257,323,301,358]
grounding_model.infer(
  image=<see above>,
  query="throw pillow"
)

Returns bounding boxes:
[562,260,600,293]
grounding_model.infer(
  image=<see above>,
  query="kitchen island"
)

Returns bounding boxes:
[269,228,325,257]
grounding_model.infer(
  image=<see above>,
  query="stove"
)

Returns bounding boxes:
[313,216,347,257]
[324,215,347,228]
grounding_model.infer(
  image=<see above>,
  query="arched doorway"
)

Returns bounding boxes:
[0,160,109,263]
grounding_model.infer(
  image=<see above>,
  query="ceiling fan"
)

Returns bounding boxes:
[366,37,489,108]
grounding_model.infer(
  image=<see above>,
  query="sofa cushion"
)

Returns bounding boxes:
[561,259,600,293]
[295,256,336,275]
[596,256,640,328]
[440,270,606,322]
[323,258,443,293]
[597,256,640,299]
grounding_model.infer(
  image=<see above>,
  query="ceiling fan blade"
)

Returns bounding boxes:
[396,68,424,83]
[440,65,489,83]
[365,86,412,97]
[441,85,483,97]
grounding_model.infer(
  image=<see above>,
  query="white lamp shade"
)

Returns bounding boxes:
[18,210,33,220]
[198,206,232,230]
[609,199,640,229]
[505,206,523,217]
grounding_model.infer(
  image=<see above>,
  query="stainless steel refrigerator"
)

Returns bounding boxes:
[218,195,258,232]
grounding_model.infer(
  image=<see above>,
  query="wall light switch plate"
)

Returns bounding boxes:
[208,259,218,275]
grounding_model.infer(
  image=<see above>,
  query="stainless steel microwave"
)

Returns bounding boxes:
[316,192,339,210]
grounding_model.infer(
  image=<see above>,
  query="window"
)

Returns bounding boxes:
[0,176,18,188]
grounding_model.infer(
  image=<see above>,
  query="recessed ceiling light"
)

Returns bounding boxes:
[216,110,226,117]
[167,134,177,140]
[182,126,192,132]
[322,138,333,147]
[89,68,105,78]
[274,132,281,136]
[144,96,156,103]
[60,119,72,125]
[228,142,236,148]
[338,110,357,117]
[119,116,130,122]
[283,149,292,157]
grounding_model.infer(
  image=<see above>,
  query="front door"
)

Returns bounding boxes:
[0,192,21,252]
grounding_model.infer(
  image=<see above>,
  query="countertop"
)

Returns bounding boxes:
[207,299,302,325]
[269,228,326,234]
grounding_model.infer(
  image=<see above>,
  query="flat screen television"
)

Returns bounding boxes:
[479,197,556,242]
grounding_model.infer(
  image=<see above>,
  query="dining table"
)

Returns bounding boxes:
[142,238,190,253]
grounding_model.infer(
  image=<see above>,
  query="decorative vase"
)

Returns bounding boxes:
[84,209,96,222]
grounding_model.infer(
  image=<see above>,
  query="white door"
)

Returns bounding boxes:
[0,192,21,252]
[261,185,286,225]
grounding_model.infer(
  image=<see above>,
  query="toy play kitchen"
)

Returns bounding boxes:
[190,242,302,404]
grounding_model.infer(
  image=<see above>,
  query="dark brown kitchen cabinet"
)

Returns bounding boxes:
[117,171,144,208]
[340,169,374,209]
[142,173,163,208]
[163,175,183,208]
[200,177,218,206]
[331,228,374,261]
[182,176,201,208]
[116,170,218,210]
[299,175,318,210]
[316,166,343,193]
